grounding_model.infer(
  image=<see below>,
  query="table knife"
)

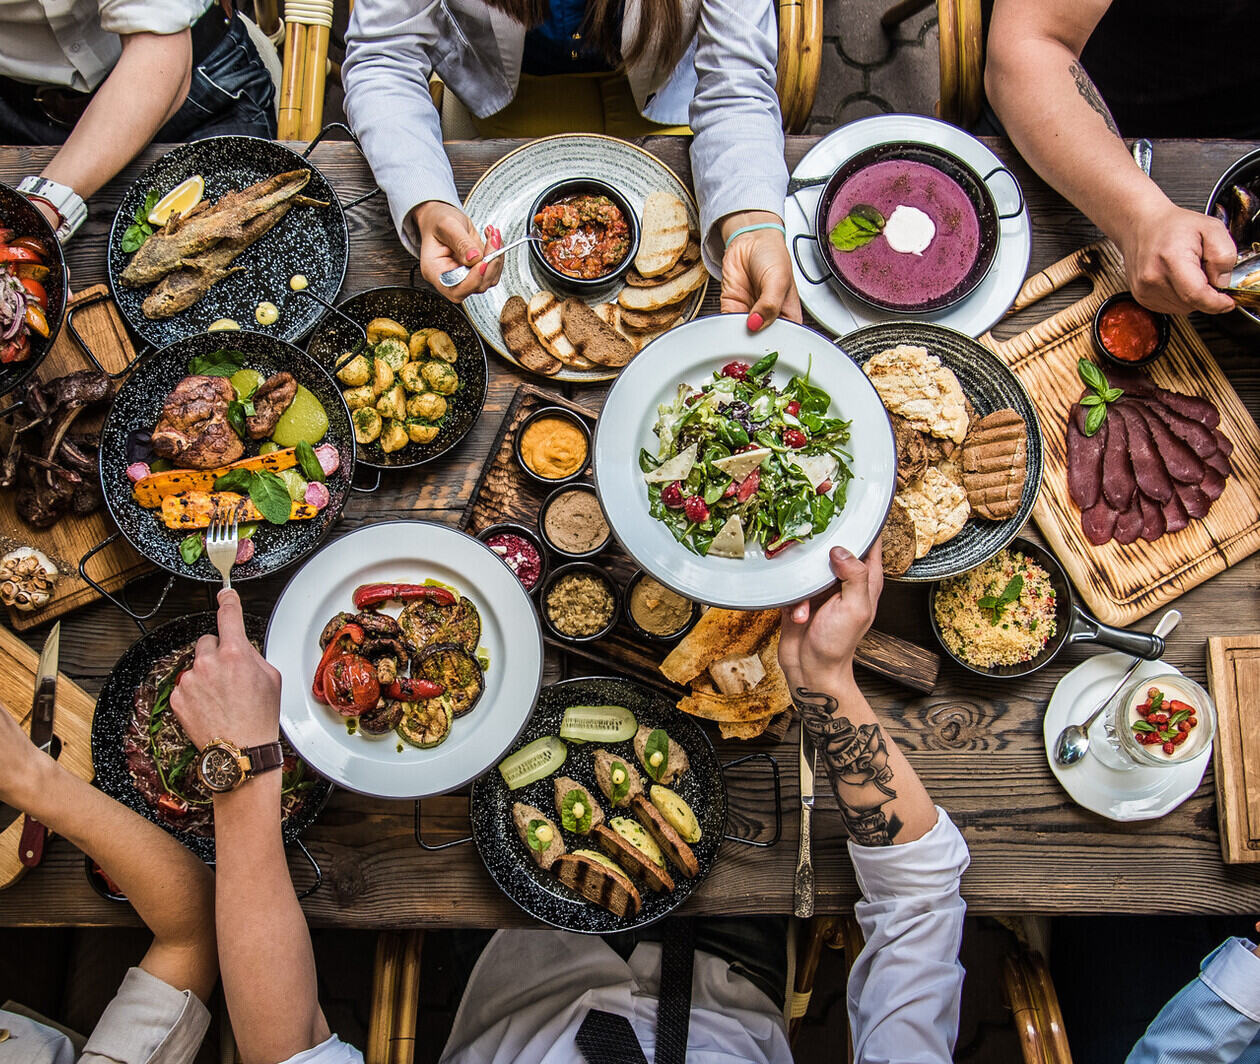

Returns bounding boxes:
[793,723,817,918]
[18,622,60,868]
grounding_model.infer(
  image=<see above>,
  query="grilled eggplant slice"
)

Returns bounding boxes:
[396,697,453,748]
[353,611,403,639]
[358,698,405,735]
[398,596,481,654]
[414,643,484,717]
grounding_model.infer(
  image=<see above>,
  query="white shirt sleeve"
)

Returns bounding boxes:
[96,0,211,38]
[845,806,970,1064]
[278,1034,364,1064]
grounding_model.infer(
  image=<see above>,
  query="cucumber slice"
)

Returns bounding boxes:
[499,735,567,790]
[559,705,637,744]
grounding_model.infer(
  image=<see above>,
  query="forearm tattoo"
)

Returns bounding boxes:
[1068,61,1120,138]
[794,687,901,846]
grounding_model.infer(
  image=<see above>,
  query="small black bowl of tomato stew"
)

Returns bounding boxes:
[1092,291,1170,369]
[528,178,640,292]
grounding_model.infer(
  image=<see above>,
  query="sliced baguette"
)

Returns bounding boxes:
[618,262,706,313]
[561,298,636,368]
[592,823,674,893]
[552,853,642,917]
[635,191,689,277]
[500,296,561,376]
[593,303,642,353]
[625,258,690,288]
[619,305,683,332]
[527,291,584,366]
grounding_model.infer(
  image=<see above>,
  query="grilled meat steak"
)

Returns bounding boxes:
[245,372,297,438]
[152,375,244,469]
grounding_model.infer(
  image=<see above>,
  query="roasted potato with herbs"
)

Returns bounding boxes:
[374,338,409,371]
[380,419,409,453]
[343,384,374,411]
[337,353,371,386]
[367,317,408,344]
[398,361,427,393]
[353,406,382,444]
[407,421,440,444]
[408,329,436,359]
[375,383,407,421]
[407,391,447,421]
[428,330,458,363]
[372,358,395,395]
[422,360,459,395]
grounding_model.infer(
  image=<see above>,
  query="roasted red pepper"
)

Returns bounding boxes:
[323,654,380,716]
[8,236,47,258]
[352,583,456,610]
[0,245,41,263]
[18,277,46,307]
[312,623,363,702]
[385,677,445,701]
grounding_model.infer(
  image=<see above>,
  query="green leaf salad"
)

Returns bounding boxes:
[640,352,853,557]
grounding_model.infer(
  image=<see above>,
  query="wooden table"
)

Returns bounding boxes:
[1,136,1259,928]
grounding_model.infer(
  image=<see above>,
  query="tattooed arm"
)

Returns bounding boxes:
[985,0,1236,316]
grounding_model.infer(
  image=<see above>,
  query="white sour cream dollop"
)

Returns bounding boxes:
[883,205,936,256]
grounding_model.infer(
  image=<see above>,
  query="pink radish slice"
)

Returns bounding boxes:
[127,462,151,483]
[234,538,255,565]
[314,444,340,476]
[304,481,330,509]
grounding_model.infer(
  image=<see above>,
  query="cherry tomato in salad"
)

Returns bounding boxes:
[157,793,189,816]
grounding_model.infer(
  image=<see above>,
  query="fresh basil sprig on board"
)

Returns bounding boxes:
[1077,358,1124,436]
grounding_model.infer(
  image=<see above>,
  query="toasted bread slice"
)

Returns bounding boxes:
[512,802,565,870]
[625,257,691,288]
[635,191,689,278]
[681,236,701,265]
[592,823,674,893]
[960,408,1028,520]
[552,853,642,917]
[561,298,636,368]
[500,296,561,376]
[593,303,642,353]
[526,291,584,365]
[631,793,699,878]
[619,305,683,332]
[633,723,690,785]
[592,748,644,808]
[618,262,705,313]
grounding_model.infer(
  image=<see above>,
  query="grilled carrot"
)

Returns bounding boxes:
[159,490,318,530]
[133,449,300,509]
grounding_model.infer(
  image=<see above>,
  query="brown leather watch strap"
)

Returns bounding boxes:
[242,741,285,778]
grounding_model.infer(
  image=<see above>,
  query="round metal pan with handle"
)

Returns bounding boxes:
[91,612,332,891]
[929,536,1166,680]
[417,676,782,934]
[106,125,377,351]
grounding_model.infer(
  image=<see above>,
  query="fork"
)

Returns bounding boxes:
[205,510,239,590]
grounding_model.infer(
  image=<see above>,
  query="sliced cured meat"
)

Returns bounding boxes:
[1127,402,1205,484]
[1201,467,1226,501]
[1136,493,1166,541]
[1174,480,1210,519]
[1114,499,1144,544]
[1213,428,1234,458]
[1134,398,1217,459]
[1104,368,1220,427]
[1112,404,1172,503]
[1161,491,1189,534]
[1081,500,1119,545]
[1066,404,1105,509]
[1205,450,1232,479]
[1101,412,1136,511]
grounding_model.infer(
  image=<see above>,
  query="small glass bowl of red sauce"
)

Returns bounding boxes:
[1092,291,1170,369]
[477,522,548,594]
[527,178,640,292]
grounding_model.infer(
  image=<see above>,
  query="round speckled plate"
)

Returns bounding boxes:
[98,330,356,582]
[107,137,347,349]
[471,676,725,933]
[91,612,333,862]
[839,321,1044,581]
[266,521,544,799]
[461,134,708,384]
[0,181,67,399]
[305,286,488,472]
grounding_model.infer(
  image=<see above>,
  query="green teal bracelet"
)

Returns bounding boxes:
[724,222,787,248]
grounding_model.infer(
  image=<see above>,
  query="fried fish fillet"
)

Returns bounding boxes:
[121,170,313,287]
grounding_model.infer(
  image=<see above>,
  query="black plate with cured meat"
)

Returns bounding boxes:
[91,612,333,862]
[471,676,726,934]
[107,136,349,349]
[97,329,355,583]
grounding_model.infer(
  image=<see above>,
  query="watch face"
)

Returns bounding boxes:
[199,745,245,792]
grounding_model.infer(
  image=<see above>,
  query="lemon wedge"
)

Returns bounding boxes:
[148,175,204,227]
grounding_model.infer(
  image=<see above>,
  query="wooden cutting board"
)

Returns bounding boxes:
[0,625,96,889]
[1207,634,1260,864]
[979,241,1260,626]
[1,285,150,630]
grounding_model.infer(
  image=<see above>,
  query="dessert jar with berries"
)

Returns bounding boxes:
[1103,674,1216,769]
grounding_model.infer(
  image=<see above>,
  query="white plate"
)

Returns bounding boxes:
[592,314,896,610]
[1043,654,1210,821]
[785,114,1031,339]
[461,134,707,383]
[266,521,544,799]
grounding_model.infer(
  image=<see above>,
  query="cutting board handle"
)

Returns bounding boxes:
[980,241,1121,363]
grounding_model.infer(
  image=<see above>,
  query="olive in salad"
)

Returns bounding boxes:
[639,352,852,557]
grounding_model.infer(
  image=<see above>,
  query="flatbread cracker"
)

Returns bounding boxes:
[864,345,969,444]
[660,608,780,685]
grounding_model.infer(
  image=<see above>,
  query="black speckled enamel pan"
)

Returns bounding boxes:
[0,181,67,400]
[91,612,334,864]
[107,129,375,350]
[95,329,355,588]
[455,676,780,934]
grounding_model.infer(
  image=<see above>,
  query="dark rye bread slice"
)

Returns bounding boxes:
[551,853,642,917]
[500,295,561,376]
[592,823,675,893]
[960,408,1028,520]
[631,794,699,878]
[619,304,683,332]
[880,497,915,577]
[561,298,636,367]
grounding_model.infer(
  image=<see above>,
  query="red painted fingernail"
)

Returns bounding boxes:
[747,312,764,331]
[466,249,479,263]
[493,231,502,249]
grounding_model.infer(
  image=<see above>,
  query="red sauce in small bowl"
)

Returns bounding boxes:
[1099,300,1160,362]
[534,194,630,280]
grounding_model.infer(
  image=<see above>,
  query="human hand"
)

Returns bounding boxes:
[778,543,883,694]
[720,212,802,331]
[1118,198,1236,315]
[411,201,503,303]
[170,589,281,751]
[0,701,54,809]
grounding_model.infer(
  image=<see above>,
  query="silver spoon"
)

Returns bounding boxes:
[1053,609,1181,767]
[439,232,541,288]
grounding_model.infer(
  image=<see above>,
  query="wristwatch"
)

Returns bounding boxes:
[196,737,285,793]
[17,176,87,243]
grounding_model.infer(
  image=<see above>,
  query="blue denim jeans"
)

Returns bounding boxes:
[0,14,275,146]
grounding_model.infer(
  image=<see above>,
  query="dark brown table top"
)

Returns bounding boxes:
[1,135,1258,928]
